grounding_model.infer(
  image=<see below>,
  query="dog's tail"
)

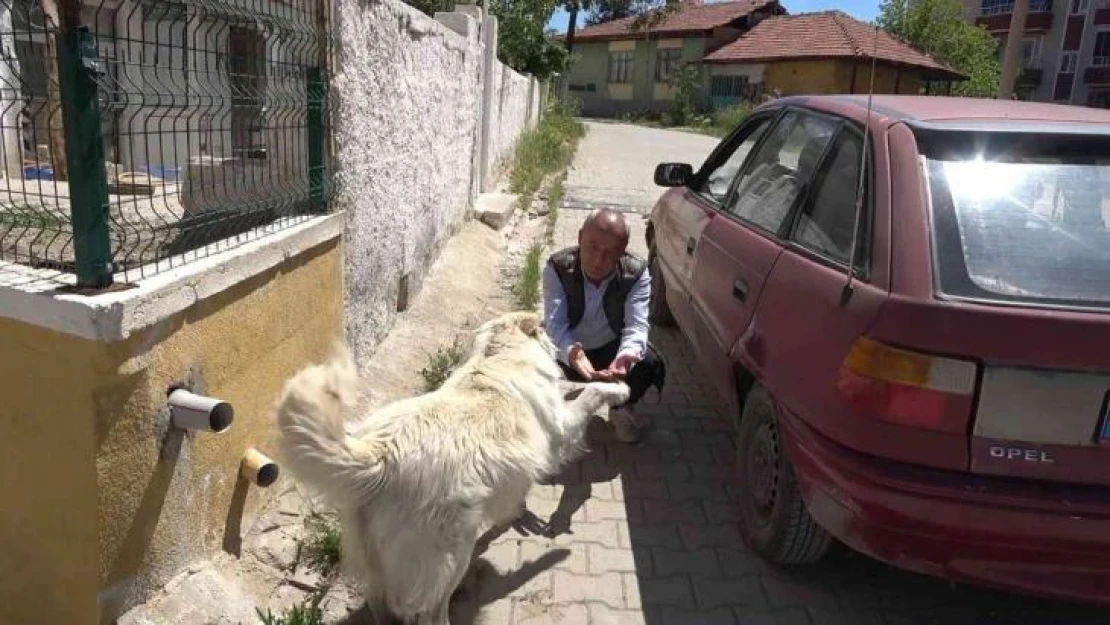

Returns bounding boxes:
[275,341,388,506]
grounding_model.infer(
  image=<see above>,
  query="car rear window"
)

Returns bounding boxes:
[921,132,1110,309]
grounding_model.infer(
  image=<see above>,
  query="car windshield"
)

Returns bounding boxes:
[925,148,1110,309]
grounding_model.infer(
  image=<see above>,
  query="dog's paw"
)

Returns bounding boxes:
[511,509,550,537]
[602,382,631,406]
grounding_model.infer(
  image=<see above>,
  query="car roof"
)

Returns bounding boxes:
[767,94,1110,134]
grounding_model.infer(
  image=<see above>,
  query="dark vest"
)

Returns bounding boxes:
[548,246,647,336]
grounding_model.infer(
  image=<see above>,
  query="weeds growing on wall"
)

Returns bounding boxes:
[514,243,545,311]
[421,335,468,392]
[510,97,586,208]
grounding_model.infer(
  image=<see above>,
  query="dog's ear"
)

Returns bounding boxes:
[519,316,540,337]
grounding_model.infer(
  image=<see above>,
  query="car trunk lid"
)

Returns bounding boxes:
[869,296,1110,486]
[971,367,1110,486]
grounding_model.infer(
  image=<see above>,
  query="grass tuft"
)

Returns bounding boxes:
[420,335,467,392]
[514,242,545,312]
[256,602,324,625]
[298,513,341,577]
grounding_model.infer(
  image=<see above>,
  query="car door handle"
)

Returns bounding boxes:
[686,237,696,255]
[732,279,748,302]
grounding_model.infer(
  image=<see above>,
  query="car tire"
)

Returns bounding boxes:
[735,384,831,565]
[648,252,676,327]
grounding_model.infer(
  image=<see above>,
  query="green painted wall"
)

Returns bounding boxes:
[563,37,711,117]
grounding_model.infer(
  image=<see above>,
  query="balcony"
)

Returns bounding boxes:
[1084,59,1110,84]
[1097,0,1110,25]
[977,0,1054,32]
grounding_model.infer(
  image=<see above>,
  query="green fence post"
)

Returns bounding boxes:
[57,23,112,287]
[307,67,326,213]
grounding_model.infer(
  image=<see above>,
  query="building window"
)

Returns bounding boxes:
[711,75,751,98]
[1071,0,1089,13]
[608,50,633,84]
[981,0,1013,15]
[1020,36,1043,68]
[1060,51,1078,72]
[983,0,1050,12]
[655,48,683,82]
[1094,31,1110,67]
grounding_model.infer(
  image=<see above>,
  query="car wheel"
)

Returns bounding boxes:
[736,384,831,564]
[648,252,676,327]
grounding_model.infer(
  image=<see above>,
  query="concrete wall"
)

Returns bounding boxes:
[0,215,344,625]
[334,0,540,365]
[487,62,536,184]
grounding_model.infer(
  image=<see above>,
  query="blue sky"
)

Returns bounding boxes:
[547,0,882,33]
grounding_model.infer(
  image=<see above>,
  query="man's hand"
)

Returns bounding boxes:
[571,344,624,382]
[569,343,597,381]
[600,352,639,381]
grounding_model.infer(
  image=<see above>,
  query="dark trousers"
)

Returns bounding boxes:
[559,339,665,407]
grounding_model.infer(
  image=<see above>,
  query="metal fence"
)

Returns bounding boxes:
[0,0,332,288]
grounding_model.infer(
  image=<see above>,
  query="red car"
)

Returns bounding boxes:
[646,94,1110,605]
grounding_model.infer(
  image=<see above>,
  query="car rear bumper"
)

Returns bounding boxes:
[780,408,1110,606]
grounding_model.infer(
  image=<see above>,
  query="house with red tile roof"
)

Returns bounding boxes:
[560,0,786,116]
[560,3,965,117]
[703,11,965,107]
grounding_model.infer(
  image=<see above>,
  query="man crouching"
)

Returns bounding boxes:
[542,207,666,443]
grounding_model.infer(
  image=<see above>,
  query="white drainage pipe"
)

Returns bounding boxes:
[167,387,234,433]
[240,448,280,487]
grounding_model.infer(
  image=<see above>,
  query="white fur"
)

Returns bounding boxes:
[275,311,629,624]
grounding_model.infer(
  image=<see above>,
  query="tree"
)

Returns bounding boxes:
[487,0,571,78]
[407,0,569,79]
[564,0,680,54]
[584,0,632,26]
[877,0,1001,97]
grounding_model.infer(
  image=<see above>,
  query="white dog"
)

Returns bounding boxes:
[275,311,629,624]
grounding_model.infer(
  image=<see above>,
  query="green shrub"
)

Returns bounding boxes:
[710,102,753,136]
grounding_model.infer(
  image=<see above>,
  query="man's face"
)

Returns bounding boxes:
[579,224,627,283]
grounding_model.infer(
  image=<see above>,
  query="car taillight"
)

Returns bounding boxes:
[837,337,978,434]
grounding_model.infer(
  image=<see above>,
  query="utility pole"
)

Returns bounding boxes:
[997,0,1029,100]
[564,1,579,54]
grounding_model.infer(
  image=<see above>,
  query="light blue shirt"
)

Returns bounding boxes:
[542,262,652,366]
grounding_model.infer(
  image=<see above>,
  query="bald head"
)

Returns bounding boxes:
[578,207,631,283]
[581,208,630,245]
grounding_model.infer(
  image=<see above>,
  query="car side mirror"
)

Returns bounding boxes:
[654,163,694,187]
